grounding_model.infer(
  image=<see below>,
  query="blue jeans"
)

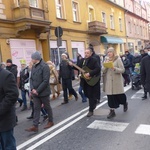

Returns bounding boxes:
[21,90,27,106]
[78,86,87,102]
[0,129,16,150]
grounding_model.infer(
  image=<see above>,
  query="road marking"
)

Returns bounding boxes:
[25,101,107,150]
[87,120,129,132]
[17,101,107,150]
[135,124,150,135]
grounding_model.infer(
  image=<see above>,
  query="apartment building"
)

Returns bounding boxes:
[0,0,51,73]
[125,0,149,53]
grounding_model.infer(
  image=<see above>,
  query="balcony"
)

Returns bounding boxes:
[88,21,107,35]
[11,1,50,36]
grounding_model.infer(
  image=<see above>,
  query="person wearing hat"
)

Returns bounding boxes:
[58,53,78,104]
[18,59,29,111]
[103,47,128,119]
[6,59,18,82]
[25,51,54,132]
[0,62,6,69]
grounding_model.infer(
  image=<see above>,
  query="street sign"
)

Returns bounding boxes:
[55,26,63,37]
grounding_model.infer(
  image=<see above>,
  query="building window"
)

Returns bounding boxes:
[119,18,122,31]
[72,1,79,22]
[110,15,114,29]
[29,0,38,7]
[89,8,94,21]
[102,12,107,27]
[56,0,65,19]
[128,22,131,33]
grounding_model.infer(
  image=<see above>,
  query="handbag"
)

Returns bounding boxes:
[50,77,57,85]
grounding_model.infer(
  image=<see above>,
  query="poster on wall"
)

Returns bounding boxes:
[10,39,36,76]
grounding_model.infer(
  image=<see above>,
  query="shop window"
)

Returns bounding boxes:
[72,48,78,63]
[50,48,66,67]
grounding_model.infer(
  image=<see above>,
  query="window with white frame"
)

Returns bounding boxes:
[89,8,94,22]
[119,18,122,31]
[17,0,20,6]
[110,15,114,29]
[29,0,38,7]
[72,1,79,22]
[56,0,64,19]
[102,12,107,27]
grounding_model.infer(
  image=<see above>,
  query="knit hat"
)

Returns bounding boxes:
[20,59,26,65]
[107,47,115,53]
[31,51,41,60]
[61,53,68,58]
[6,59,12,63]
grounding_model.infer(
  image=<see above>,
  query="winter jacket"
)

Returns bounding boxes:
[30,59,51,97]
[141,55,150,92]
[6,64,18,81]
[19,67,29,91]
[103,56,125,95]
[0,67,19,132]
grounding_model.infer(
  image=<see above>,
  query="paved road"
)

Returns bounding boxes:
[15,80,150,150]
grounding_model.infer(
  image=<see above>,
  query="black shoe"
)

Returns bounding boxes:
[107,110,116,119]
[27,116,33,119]
[61,101,68,105]
[19,101,23,107]
[142,95,147,100]
[123,102,128,112]
[87,111,93,117]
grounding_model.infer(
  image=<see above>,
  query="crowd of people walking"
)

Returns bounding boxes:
[1,44,150,149]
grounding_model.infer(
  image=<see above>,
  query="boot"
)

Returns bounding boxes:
[52,95,56,100]
[123,102,128,112]
[107,110,116,119]
[87,111,93,117]
[56,91,60,97]
[142,94,147,100]
[25,126,38,132]
[44,122,54,129]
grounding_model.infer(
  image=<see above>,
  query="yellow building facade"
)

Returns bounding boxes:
[1,0,127,70]
[0,0,50,70]
[48,0,126,68]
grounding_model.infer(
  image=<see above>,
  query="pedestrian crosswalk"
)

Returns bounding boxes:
[87,120,150,136]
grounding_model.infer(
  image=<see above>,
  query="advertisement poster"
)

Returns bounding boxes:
[10,39,36,76]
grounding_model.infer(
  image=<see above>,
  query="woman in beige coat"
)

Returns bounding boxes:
[103,47,128,119]
[47,61,60,100]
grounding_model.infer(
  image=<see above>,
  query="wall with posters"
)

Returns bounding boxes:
[10,39,36,76]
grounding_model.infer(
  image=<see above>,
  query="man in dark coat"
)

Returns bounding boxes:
[140,47,148,100]
[25,51,53,132]
[6,59,18,81]
[0,65,19,149]
[125,50,134,73]
[141,46,150,99]
[89,45,101,104]
[59,53,78,104]
[79,48,100,117]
